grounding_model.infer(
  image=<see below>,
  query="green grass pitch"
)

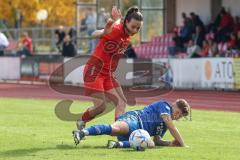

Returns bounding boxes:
[0,98,240,160]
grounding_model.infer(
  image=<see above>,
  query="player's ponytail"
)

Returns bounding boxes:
[124,6,143,24]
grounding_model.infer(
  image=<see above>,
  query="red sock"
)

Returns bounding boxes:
[82,109,94,122]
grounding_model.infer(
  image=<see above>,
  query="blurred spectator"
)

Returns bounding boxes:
[0,31,9,56]
[233,16,240,33]
[190,12,205,32]
[16,32,33,57]
[98,8,110,29]
[192,25,205,47]
[55,26,66,52]
[237,31,240,49]
[214,7,226,29]
[187,40,201,58]
[68,27,77,44]
[179,20,192,43]
[86,9,97,53]
[168,8,240,58]
[237,31,240,40]
[206,18,217,34]
[207,38,218,57]
[226,33,238,57]
[217,10,234,42]
[182,12,193,32]
[62,35,77,57]
[200,40,210,57]
[227,33,237,49]
[80,16,87,32]
[182,12,191,23]
[168,32,185,57]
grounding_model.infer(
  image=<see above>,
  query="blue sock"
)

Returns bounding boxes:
[119,141,130,148]
[83,124,112,136]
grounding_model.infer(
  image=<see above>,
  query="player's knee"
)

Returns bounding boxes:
[117,101,126,112]
[110,125,121,135]
[119,101,126,108]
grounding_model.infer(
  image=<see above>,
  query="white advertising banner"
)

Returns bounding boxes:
[171,59,202,89]
[0,57,20,80]
[153,58,234,90]
[153,58,202,89]
[201,58,234,89]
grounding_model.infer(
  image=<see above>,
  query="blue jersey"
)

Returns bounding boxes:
[135,100,173,137]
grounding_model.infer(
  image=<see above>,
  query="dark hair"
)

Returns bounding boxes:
[176,99,190,117]
[220,7,227,15]
[124,6,143,23]
[190,12,195,17]
[182,12,187,18]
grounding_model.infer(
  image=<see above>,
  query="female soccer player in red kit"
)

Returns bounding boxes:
[76,6,143,130]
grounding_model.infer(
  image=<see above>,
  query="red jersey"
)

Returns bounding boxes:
[22,37,33,53]
[220,14,234,29]
[87,21,130,75]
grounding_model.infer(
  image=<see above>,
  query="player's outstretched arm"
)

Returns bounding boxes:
[91,29,104,39]
[91,19,114,39]
[91,6,122,39]
[112,6,122,21]
[161,115,187,147]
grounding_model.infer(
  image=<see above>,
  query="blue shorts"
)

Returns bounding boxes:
[116,111,142,141]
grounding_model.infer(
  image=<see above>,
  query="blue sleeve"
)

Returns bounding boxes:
[157,102,171,116]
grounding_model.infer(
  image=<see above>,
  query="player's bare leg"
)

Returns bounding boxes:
[106,86,127,120]
[76,92,107,130]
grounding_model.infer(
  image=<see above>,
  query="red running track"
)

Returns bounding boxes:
[0,83,239,112]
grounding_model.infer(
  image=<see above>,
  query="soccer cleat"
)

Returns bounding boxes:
[107,140,119,149]
[136,146,145,151]
[76,120,86,130]
[72,130,85,146]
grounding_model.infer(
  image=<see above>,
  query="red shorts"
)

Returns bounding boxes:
[83,64,119,96]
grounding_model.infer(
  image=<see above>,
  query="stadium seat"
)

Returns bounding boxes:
[134,32,183,59]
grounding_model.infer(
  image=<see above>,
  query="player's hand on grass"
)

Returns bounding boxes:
[112,6,122,21]
[170,139,180,147]
[170,139,186,147]
[170,139,189,148]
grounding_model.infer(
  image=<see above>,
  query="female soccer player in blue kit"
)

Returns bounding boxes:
[73,99,190,148]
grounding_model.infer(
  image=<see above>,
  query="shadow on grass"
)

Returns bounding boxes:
[0,144,170,158]
[120,146,165,152]
[0,144,107,158]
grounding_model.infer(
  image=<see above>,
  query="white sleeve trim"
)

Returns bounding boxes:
[160,113,170,116]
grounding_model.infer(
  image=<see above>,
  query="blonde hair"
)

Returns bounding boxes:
[176,99,191,117]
